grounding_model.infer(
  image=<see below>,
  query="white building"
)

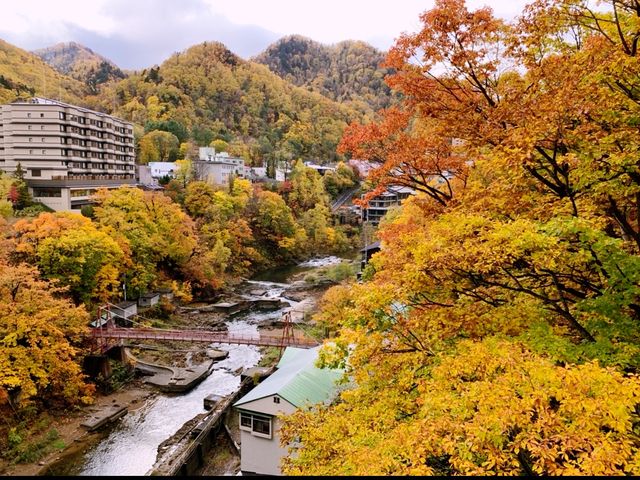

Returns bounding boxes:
[304,161,336,176]
[194,147,245,185]
[233,346,343,476]
[0,97,135,211]
[148,161,176,179]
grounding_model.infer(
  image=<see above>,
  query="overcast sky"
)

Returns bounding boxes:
[0,0,533,70]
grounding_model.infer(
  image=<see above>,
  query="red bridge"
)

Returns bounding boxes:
[90,326,319,349]
[89,306,320,352]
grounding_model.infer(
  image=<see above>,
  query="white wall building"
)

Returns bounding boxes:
[0,97,135,211]
[194,147,245,185]
[233,346,343,476]
[148,161,176,179]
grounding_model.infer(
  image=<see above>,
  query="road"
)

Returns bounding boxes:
[331,185,360,212]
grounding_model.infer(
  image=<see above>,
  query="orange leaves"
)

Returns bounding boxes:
[284,1,640,476]
[339,108,467,207]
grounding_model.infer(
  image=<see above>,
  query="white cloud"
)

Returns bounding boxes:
[0,0,536,68]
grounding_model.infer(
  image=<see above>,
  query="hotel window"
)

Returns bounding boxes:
[28,125,32,130]
[27,113,31,118]
[31,169,41,177]
[33,187,61,198]
[29,138,32,142]
[59,112,66,120]
[41,125,45,130]
[41,150,46,154]
[40,113,44,118]
[41,138,45,142]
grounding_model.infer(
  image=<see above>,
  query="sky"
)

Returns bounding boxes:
[0,0,532,70]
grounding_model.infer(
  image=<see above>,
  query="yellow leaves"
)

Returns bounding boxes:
[283,333,640,475]
[0,260,92,409]
[13,211,127,304]
[93,186,198,295]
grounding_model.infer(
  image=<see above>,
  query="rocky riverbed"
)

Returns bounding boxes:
[2,254,356,477]
[5,264,338,477]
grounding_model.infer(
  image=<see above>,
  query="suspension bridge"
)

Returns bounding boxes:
[89,304,320,353]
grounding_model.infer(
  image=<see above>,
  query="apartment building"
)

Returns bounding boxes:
[0,97,136,211]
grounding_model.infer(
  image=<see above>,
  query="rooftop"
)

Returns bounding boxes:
[10,97,131,124]
[114,301,137,309]
[360,240,381,252]
[233,346,343,409]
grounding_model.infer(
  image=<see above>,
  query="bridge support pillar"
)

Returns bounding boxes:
[107,345,127,362]
[83,355,112,380]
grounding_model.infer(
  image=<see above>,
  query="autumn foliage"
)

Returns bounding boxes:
[282,0,640,476]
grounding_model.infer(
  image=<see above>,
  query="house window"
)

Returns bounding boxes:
[239,412,271,438]
[273,397,280,404]
[240,413,252,429]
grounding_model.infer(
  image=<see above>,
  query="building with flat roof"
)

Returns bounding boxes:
[148,161,176,179]
[0,97,136,211]
[194,147,245,186]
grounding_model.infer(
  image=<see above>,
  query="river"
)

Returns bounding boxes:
[45,256,347,476]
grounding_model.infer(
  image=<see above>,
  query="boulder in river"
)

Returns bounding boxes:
[206,349,229,361]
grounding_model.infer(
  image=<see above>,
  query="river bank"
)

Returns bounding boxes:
[1,256,349,476]
[0,382,154,477]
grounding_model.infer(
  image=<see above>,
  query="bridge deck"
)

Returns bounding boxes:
[90,327,318,348]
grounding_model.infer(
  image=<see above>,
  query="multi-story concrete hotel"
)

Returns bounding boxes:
[0,97,136,211]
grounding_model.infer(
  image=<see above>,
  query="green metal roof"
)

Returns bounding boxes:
[234,346,343,409]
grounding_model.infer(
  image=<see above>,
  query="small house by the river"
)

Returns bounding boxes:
[233,346,343,476]
[111,301,137,327]
[138,292,160,308]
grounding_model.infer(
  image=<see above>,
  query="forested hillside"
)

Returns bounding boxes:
[254,35,393,114]
[33,42,126,94]
[0,39,86,104]
[89,42,361,166]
